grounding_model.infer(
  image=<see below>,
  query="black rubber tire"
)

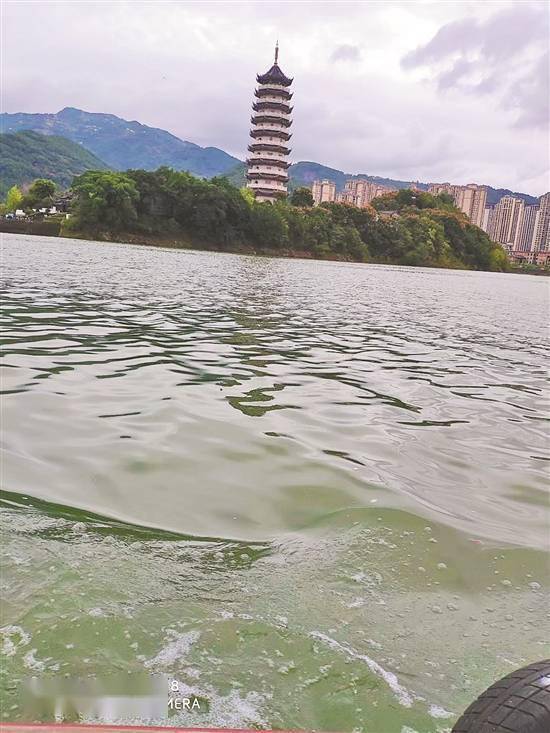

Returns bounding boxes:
[452,659,550,732]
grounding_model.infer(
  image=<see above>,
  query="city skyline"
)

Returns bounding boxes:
[2,0,549,195]
[309,176,549,257]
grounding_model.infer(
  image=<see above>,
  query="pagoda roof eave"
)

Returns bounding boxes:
[256,63,293,87]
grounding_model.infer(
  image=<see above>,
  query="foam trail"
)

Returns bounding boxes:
[310,631,414,707]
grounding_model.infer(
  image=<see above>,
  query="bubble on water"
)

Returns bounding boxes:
[505,614,514,621]
[431,606,443,614]
[424,527,432,533]
[529,582,541,590]
[417,567,426,573]
[447,603,458,611]
[500,579,512,587]
[72,522,86,533]
[278,661,296,674]
[88,607,107,617]
[436,563,447,570]
[428,538,438,544]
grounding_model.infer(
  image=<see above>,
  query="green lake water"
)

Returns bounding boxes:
[1,233,549,732]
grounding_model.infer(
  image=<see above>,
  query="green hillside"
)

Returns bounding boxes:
[0,130,108,197]
[1,107,240,179]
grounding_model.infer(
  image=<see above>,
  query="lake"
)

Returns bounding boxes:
[1,233,549,732]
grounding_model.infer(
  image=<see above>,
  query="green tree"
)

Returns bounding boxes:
[5,185,23,212]
[289,187,314,207]
[240,187,255,206]
[70,171,139,232]
[488,245,509,272]
[250,202,288,248]
[24,178,56,208]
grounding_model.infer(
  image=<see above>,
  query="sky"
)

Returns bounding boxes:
[2,0,549,194]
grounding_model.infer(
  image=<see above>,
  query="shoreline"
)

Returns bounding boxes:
[2,222,548,275]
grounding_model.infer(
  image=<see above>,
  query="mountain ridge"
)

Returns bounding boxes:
[0,107,240,178]
[0,108,539,205]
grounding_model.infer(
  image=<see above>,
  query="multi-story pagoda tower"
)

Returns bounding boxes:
[246,43,293,203]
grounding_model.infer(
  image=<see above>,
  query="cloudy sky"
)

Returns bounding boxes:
[3,0,549,194]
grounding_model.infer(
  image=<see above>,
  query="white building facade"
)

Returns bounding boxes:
[312,180,336,205]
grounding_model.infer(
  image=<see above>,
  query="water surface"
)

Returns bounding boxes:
[1,234,549,732]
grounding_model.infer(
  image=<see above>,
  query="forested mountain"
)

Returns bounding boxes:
[0,131,108,197]
[1,107,240,178]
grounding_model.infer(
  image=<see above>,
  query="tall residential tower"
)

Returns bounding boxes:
[246,44,293,203]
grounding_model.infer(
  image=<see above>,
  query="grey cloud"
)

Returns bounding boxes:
[401,4,550,130]
[331,44,361,62]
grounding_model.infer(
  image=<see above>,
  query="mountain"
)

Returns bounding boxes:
[0,107,240,179]
[485,187,537,206]
[1,108,538,205]
[0,130,109,197]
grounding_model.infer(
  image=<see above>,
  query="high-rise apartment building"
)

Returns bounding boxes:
[428,183,487,227]
[338,179,394,207]
[488,196,524,246]
[481,206,494,234]
[515,205,539,252]
[532,192,550,252]
[311,179,336,205]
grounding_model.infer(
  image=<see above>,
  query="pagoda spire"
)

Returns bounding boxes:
[275,41,279,64]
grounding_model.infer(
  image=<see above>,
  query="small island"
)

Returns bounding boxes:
[1,169,513,272]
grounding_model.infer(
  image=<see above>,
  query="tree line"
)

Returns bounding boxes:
[3,168,509,271]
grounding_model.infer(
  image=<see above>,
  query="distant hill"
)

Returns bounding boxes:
[485,187,537,206]
[0,130,108,197]
[0,107,240,178]
[226,160,427,192]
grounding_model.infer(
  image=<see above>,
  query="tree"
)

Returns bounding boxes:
[240,187,255,206]
[70,171,139,232]
[24,178,56,208]
[5,185,23,212]
[290,187,314,207]
[250,202,288,248]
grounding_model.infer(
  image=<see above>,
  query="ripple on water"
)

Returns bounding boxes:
[1,235,549,730]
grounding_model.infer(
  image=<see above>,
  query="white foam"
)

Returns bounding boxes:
[429,704,453,719]
[23,648,46,672]
[0,625,31,656]
[144,630,200,669]
[310,631,414,707]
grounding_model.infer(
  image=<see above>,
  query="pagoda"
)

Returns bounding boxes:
[246,43,293,203]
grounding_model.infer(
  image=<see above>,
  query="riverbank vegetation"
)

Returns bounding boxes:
[4,167,509,271]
